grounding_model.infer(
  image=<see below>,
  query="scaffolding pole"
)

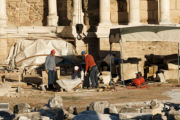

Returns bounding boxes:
[178,42,180,84]
[120,40,125,86]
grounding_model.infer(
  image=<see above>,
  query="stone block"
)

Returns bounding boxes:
[26,0,41,3]
[163,70,178,80]
[99,71,111,85]
[89,101,110,114]
[177,0,180,9]
[119,113,152,120]
[149,65,158,75]
[168,63,178,70]
[15,112,42,120]
[48,95,63,108]
[42,71,48,85]
[140,11,148,23]
[8,0,19,2]
[140,1,148,10]
[156,73,166,83]
[14,103,31,114]
[170,10,180,23]
[151,103,164,116]
[100,38,120,51]
[120,63,138,80]
[0,39,8,61]
[170,0,176,9]
[111,12,118,23]
[109,104,118,114]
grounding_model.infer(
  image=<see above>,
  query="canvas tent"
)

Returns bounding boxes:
[109,25,180,84]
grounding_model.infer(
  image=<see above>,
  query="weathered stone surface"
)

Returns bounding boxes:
[151,104,163,116]
[48,95,63,108]
[14,103,31,114]
[163,70,178,80]
[40,84,46,91]
[0,39,7,64]
[119,113,152,120]
[16,86,23,93]
[168,63,178,70]
[156,73,166,83]
[67,106,76,114]
[63,109,75,120]
[18,116,30,120]
[14,112,51,120]
[3,0,180,27]
[99,71,111,85]
[109,104,118,114]
[89,101,110,114]
[177,0,180,9]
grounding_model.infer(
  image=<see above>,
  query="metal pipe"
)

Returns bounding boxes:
[120,41,125,86]
[178,42,180,84]
[110,43,112,82]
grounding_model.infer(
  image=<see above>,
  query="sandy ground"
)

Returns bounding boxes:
[0,81,179,112]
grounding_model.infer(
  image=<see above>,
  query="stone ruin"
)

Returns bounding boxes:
[0,95,179,120]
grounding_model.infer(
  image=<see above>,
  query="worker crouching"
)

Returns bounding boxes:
[81,51,99,88]
[133,72,145,87]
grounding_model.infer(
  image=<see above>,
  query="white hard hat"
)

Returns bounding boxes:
[74,66,79,71]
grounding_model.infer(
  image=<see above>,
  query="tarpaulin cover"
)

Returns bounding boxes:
[56,78,82,92]
[110,26,180,42]
[121,26,180,42]
[6,39,77,69]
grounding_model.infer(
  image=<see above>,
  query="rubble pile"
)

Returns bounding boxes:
[0,96,179,120]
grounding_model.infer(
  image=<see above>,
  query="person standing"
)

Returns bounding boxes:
[81,51,98,88]
[45,49,56,90]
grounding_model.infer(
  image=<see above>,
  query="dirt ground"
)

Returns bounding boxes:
[0,81,179,113]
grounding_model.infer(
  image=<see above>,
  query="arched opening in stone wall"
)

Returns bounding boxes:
[117,0,128,25]
[147,0,158,24]
[57,0,72,26]
[42,0,48,26]
[86,0,99,26]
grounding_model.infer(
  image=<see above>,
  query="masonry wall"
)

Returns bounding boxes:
[6,0,180,26]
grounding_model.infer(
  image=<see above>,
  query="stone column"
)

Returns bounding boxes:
[97,0,111,37]
[99,0,111,26]
[129,0,140,25]
[72,0,84,25]
[47,0,58,26]
[0,0,7,27]
[0,39,7,64]
[0,0,7,34]
[159,0,171,24]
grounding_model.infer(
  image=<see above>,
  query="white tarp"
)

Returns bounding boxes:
[56,78,82,92]
[6,39,77,69]
[114,26,180,42]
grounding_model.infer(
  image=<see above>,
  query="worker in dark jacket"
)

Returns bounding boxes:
[45,49,56,90]
[81,51,98,88]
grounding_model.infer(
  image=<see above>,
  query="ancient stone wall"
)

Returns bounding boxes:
[6,0,48,26]
[6,0,180,26]
[170,0,180,23]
